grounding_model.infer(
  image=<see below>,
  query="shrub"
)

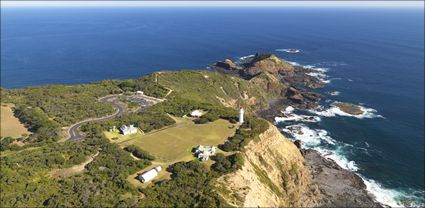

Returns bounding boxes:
[124,145,156,161]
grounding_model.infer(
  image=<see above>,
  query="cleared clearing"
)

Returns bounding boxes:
[1,103,30,138]
[49,152,99,178]
[127,161,173,188]
[119,118,237,163]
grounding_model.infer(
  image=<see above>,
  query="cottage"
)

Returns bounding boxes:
[190,110,203,117]
[120,124,137,135]
[138,166,162,183]
[195,145,217,161]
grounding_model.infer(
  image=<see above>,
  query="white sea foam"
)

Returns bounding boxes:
[313,147,359,171]
[275,48,301,53]
[303,65,329,73]
[285,106,295,112]
[309,104,383,119]
[279,111,423,207]
[287,61,301,67]
[287,61,330,83]
[281,124,336,147]
[237,54,254,61]
[287,61,329,73]
[306,71,327,79]
[360,176,405,207]
[275,114,321,123]
[275,106,321,123]
[360,178,425,208]
[306,71,330,83]
[328,91,340,96]
[281,124,357,170]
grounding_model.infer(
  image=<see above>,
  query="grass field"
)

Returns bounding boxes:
[119,118,237,163]
[1,103,30,138]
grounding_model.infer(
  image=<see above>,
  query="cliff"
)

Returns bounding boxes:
[243,54,295,77]
[215,123,322,207]
[214,123,382,207]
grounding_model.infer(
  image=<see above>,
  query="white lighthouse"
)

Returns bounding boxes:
[239,107,244,124]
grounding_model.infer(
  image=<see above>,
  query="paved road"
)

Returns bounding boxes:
[67,95,125,141]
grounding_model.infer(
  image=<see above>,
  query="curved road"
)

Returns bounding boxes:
[67,95,125,141]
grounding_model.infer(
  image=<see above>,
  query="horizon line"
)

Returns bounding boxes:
[1,1,424,8]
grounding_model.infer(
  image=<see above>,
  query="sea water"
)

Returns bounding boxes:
[1,7,424,207]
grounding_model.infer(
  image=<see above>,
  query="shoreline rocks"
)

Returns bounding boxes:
[303,149,382,207]
[212,53,380,207]
[334,102,364,115]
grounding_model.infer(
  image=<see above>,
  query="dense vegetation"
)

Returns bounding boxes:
[1,70,274,207]
[220,117,269,151]
[211,153,244,174]
[118,74,170,98]
[124,145,156,161]
[3,81,122,126]
[13,105,61,142]
[0,137,152,207]
[80,109,175,138]
[0,137,22,151]
[140,160,227,207]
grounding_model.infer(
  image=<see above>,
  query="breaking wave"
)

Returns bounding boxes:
[278,106,423,207]
[309,104,384,119]
[275,48,301,53]
[238,54,254,61]
[278,58,422,207]
[287,61,331,83]
[280,122,424,207]
[275,106,321,123]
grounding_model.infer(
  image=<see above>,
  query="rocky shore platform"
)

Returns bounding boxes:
[303,149,382,207]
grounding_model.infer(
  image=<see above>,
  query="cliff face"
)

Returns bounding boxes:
[244,54,295,77]
[215,123,322,207]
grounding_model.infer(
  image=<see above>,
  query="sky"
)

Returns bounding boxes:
[1,1,424,8]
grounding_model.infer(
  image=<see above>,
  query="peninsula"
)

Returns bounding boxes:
[1,54,378,207]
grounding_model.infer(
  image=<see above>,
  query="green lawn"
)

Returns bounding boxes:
[119,119,237,163]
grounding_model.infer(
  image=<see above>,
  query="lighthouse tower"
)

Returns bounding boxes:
[239,107,244,124]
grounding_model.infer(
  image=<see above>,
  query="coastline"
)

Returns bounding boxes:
[211,54,390,206]
[259,60,414,207]
[2,53,421,207]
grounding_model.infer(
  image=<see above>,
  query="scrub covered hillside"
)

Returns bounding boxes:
[0,67,281,207]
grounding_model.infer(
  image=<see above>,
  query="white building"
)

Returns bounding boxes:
[195,145,217,161]
[136,91,144,95]
[239,107,244,124]
[190,110,203,117]
[120,124,137,135]
[138,166,162,183]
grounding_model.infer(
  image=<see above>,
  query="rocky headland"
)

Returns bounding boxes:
[212,53,381,207]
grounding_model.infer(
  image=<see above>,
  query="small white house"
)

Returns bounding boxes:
[195,145,217,161]
[190,110,203,117]
[136,91,144,95]
[120,124,137,135]
[138,166,162,183]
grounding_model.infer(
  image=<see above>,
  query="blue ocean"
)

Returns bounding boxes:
[1,7,424,206]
